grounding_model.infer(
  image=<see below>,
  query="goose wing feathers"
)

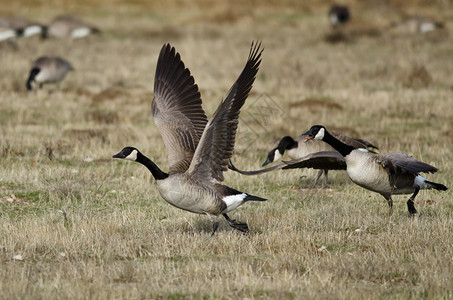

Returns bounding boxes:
[229,151,345,175]
[189,42,263,182]
[330,130,379,150]
[378,152,438,175]
[152,44,208,174]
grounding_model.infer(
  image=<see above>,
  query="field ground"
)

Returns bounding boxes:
[1,1,453,299]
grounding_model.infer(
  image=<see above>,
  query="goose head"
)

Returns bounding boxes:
[26,68,41,91]
[303,125,326,142]
[262,136,296,166]
[262,148,281,166]
[112,146,139,161]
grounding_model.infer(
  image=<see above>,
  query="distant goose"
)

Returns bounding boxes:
[328,5,350,27]
[26,56,73,90]
[46,15,100,39]
[392,15,444,34]
[262,131,378,187]
[303,125,447,215]
[0,16,45,38]
[0,26,17,42]
[113,42,265,234]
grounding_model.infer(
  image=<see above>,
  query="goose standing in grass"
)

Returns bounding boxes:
[260,131,378,187]
[0,16,45,38]
[45,15,100,39]
[303,125,447,215]
[113,42,265,234]
[0,26,17,42]
[26,56,73,90]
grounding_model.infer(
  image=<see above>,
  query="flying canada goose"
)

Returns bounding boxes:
[26,56,73,90]
[303,125,447,216]
[45,15,100,39]
[113,42,265,234]
[0,16,45,38]
[261,131,378,187]
[328,5,350,27]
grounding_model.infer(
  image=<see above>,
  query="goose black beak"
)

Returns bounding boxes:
[112,152,125,159]
[262,157,272,167]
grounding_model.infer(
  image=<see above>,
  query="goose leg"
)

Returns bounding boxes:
[407,186,420,215]
[211,221,219,236]
[310,170,324,188]
[386,195,393,216]
[323,170,329,188]
[223,213,249,233]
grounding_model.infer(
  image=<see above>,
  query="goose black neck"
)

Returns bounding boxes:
[322,130,355,157]
[136,152,168,180]
[278,136,298,153]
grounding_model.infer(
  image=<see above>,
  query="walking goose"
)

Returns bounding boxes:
[26,56,73,90]
[303,125,447,215]
[113,42,266,234]
[45,15,100,39]
[262,131,378,187]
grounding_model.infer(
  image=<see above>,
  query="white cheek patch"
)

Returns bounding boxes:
[314,128,325,140]
[273,150,282,162]
[357,148,369,152]
[330,14,339,25]
[125,149,138,161]
[72,28,91,38]
[223,193,247,212]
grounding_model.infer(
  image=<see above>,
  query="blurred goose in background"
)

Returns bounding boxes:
[392,15,444,34]
[113,42,266,234]
[0,16,45,38]
[26,56,73,90]
[303,125,447,216]
[260,131,378,187]
[45,15,100,38]
[0,26,17,42]
[328,5,350,27]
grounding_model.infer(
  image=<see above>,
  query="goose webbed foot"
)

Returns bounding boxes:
[407,186,420,216]
[223,213,249,233]
[211,221,219,236]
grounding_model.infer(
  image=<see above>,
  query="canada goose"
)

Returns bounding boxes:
[0,26,17,42]
[262,131,378,187]
[113,42,265,234]
[0,16,44,38]
[328,5,350,27]
[46,15,100,39]
[303,125,447,215]
[392,15,444,34]
[26,56,73,90]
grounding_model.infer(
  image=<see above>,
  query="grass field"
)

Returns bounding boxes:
[1,1,453,299]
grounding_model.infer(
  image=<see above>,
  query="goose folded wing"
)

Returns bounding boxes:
[380,152,438,175]
[152,44,208,174]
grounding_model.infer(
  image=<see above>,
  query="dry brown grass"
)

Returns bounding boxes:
[1,1,453,299]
